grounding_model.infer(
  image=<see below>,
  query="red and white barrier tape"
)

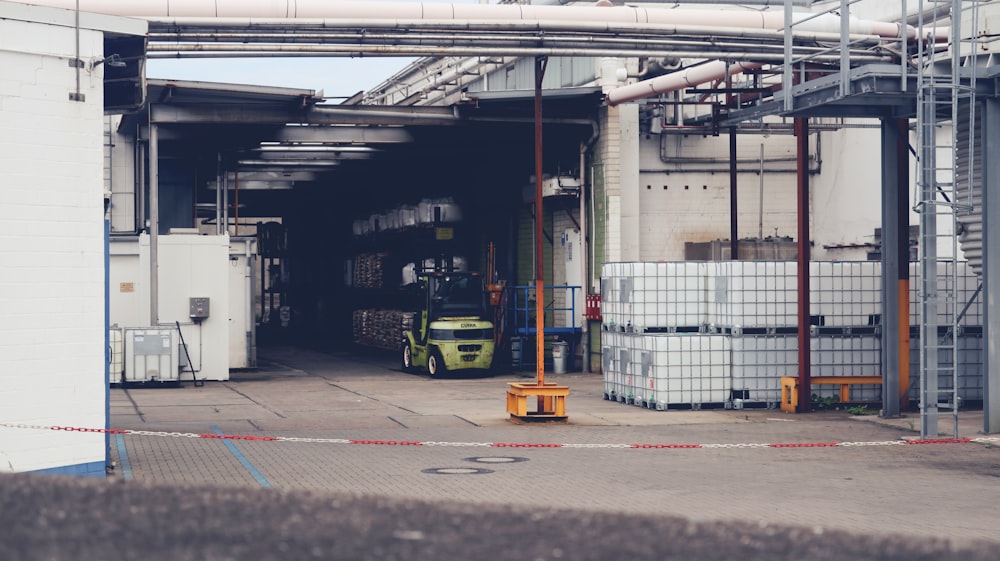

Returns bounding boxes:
[3,422,998,450]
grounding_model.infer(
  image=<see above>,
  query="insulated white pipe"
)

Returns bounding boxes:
[606,60,761,106]
[22,0,914,39]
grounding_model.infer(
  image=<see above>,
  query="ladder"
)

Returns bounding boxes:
[913,0,979,438]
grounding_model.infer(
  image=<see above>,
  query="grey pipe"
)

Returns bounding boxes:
[148,121,159,326]
[147,48,889,66]
[146,33,880,58]
[537,0,813,5]
[216,153,223,236]
[134,129,145,234]
[223,162,229,236]
[758,143,764,240]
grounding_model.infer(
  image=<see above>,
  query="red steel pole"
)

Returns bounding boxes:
[534,56,547,392]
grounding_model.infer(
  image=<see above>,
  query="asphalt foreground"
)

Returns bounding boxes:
[1,471,996,561]
[3,344,999,560]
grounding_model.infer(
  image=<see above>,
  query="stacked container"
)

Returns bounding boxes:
[908,261,982,327]
[906,334,984,404]
[601,330,731,409]
[601,260,984,411]
[601,262,707,332]
[729,335,797,405]
[809,261,881,327]
[641,334,731,409]
[708,261,798,330]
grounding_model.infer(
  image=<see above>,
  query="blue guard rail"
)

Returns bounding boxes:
[506,285,582,371]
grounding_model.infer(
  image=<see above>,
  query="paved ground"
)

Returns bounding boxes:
[90,344,1000,552]
[5,344,998,559]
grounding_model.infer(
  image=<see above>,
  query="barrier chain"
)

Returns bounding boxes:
[3,422,998,451]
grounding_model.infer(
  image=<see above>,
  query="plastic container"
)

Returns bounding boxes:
[552,341,569,374]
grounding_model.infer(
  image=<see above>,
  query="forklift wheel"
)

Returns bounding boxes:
[427,348,447,377]
[401,341,415,373]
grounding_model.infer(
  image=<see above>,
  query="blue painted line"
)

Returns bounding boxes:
[114,434,133,481]
[211,424,272,488]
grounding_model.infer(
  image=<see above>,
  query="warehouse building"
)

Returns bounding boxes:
[1,0,998,473]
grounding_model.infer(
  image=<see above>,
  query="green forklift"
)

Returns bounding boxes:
[401,271,495,376]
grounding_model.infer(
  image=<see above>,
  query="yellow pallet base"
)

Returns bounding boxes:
[780,375,883,413]
[506,382,569,421]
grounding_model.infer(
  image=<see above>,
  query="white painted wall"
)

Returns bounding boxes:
[551,209,582,328]
[0,4,107,475]
[634,126,884,261]
[810,127,886,260]
[599,103,643,262]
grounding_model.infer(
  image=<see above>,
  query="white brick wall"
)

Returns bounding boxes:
[0,11,107,474]
[634,129,883,261]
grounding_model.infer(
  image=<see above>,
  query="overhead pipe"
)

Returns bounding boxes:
[144,22,893,62]
[146,47,888,67]
[142,19,885,40]
[145,31,885,57]
[28,1,919,40]
[607,60,762,106]
[539,0,816,5]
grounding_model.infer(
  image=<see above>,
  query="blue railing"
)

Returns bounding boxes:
[507,285,582,371]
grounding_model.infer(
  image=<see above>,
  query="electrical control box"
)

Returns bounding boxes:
[189,297,210,320]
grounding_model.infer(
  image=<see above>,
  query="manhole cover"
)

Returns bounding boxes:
[464,456,529,464]
[421,467,494,475]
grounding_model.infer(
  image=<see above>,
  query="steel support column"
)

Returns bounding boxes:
[795,118,811,412]
[148,120,159,326]
[896,118,911,411]
[984,98,1000,433]
[880,117,910,417]
[729,127,739,260]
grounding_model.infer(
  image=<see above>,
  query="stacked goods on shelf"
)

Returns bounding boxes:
[353,253,390,289]
[349,199,465,353]
[351,198,462,238]
[352,309,375,346]
[352,309,416,351]
[417,198,463,224]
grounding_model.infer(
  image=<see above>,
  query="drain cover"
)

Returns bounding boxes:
[464,456,529,464]
[421,467,494,475]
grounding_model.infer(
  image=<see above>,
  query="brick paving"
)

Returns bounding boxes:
[108,345,1000,547]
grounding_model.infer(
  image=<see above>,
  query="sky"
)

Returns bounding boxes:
[145,0,487,101]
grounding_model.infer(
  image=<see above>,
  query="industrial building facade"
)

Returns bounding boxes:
[1,0,998,473]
